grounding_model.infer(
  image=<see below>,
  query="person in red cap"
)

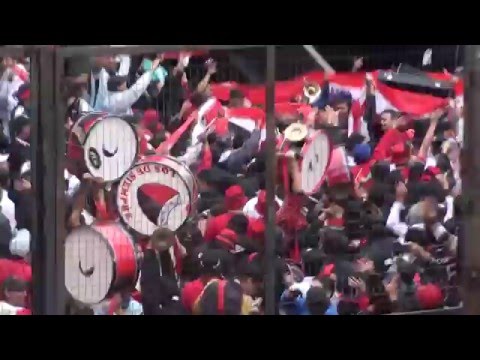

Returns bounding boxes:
[204,185,248,242]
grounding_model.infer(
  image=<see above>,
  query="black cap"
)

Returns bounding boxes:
[199,249,225,275]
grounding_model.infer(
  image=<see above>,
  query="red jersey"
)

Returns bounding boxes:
[0,259,32,286]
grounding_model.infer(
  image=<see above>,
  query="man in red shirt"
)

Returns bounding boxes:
[372,112,411,166]
[204,185,248,242]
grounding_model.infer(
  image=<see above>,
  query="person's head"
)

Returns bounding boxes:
[224,185,248,212]
[13,115,31,141]
[353,143,372,165]
[197,170,213,192]
[15,83,30,107]
[329,91,352,123]
[306,287,330,315]
[10,229,31,262]
[190,90,210,107]
[150,228,176,253]
[1,57,16,69]
[141,109,160,133]
[380,110,398,132]
[237,256,263,297]
[227,214,249,236]
[229,89,246,108]
[107,76,128,92]
[198,249,225,279]
[214,228,238,252]
[2,277,27,307]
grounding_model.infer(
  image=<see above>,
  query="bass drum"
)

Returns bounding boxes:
[116,155,198,236]
[66,112,139,183]
[299,130,332,195]
[64,222,138,305]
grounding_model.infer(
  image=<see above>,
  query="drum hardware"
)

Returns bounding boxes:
[277,123,332,195]
[303,81,322,105]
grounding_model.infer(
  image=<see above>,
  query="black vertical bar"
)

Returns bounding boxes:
[54,50,66,313]
[31,47,65,315]
[462,45,480,315]
[264,45,276,316]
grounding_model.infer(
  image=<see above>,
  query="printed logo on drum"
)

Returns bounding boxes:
[117,162,193,235]
[88,148,101,169]
[137,184,180,225]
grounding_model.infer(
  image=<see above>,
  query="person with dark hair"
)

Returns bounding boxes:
[306,287,331,315]
[379,110,399,133]
[229,89,246,108]
[0,276,30,315]
[204,185,249,242]
[181,249,226,314]
[140,228,185,315]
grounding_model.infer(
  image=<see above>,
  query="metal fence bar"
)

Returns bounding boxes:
[389,306,463,316]
[31,47,65,315]
[461,45,480,315]
[58,45,267,58]
[264,45,277,316]
[0,46,27,57]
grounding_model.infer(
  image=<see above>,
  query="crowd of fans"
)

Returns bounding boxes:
[0,50,463,315]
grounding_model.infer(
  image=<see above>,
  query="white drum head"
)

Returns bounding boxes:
[84,117,138,182]
[301,131,331,195]
[65,227,114,305]
[117,160,193,235]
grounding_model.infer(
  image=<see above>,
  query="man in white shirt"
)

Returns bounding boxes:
[104,57,163,116]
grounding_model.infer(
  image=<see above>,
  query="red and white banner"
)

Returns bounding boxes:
[211,71,464,118]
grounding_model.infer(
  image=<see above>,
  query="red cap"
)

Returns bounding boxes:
[141,110,160,128]
[225,185,247,211]
[215,228,238,249]
[417,284,443,310]
[249,219,265,241]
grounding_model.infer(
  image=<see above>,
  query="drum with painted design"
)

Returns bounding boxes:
[325,146,351,186]
[116,155,197,236]
[66,112,139,183]
[299,130,332,195]
[64,222,138,305]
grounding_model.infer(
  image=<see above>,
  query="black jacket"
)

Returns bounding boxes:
[140,249,183,315]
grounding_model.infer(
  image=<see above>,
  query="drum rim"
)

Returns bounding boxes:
[301,129,333,195]
[68,112,109,145]
[116,158,195,236]
[65,223,138,305]
[82,115,140,183]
